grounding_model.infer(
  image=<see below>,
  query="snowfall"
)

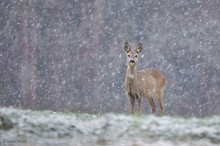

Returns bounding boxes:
[0,107,220,146]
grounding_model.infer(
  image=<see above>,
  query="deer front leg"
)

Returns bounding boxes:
[138,97,142,115]
[137,96,142,115]
[128,93,135,114]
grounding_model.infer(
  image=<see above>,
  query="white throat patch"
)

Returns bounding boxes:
[128,74,135,79]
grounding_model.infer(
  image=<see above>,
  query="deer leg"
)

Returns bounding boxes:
[146,96,157,114]
[137,96,142,115]
[151,97,157,114]
[128,93,135,114]
[156,90,165,115]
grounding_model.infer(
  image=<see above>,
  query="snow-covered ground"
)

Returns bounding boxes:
[0,107,220,146]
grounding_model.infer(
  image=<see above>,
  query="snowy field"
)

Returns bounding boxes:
[0,107,220,146]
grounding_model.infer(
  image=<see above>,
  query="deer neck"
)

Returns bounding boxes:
[126,66,137,81]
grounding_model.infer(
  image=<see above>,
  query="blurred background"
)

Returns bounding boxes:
[0,0,219,117]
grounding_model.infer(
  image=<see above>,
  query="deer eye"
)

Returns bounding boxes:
[135,55,138,57]
[128,54,130,57]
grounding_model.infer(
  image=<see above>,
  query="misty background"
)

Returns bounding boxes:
[0,0,219,117]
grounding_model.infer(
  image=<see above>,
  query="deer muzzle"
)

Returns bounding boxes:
[130,60,135,64]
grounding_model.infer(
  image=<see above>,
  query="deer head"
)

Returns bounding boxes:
[124,42,142,68]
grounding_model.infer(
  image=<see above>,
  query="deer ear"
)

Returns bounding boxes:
[135,43,142,53]
[124,42,131,53]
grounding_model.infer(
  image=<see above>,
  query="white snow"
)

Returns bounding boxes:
[0,107,220,146]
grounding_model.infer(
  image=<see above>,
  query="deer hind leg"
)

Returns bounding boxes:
[156,89,165,115]
[146,96,157,114]
[128,93,135,114]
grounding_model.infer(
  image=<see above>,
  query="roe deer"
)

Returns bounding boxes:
[123,42,166,115]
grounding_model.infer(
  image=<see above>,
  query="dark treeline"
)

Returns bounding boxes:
[0,0,219,117]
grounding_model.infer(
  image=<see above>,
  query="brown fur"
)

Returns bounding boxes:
[124,42,166,115]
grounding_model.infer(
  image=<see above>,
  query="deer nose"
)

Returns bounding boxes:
[130,60,135,63]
